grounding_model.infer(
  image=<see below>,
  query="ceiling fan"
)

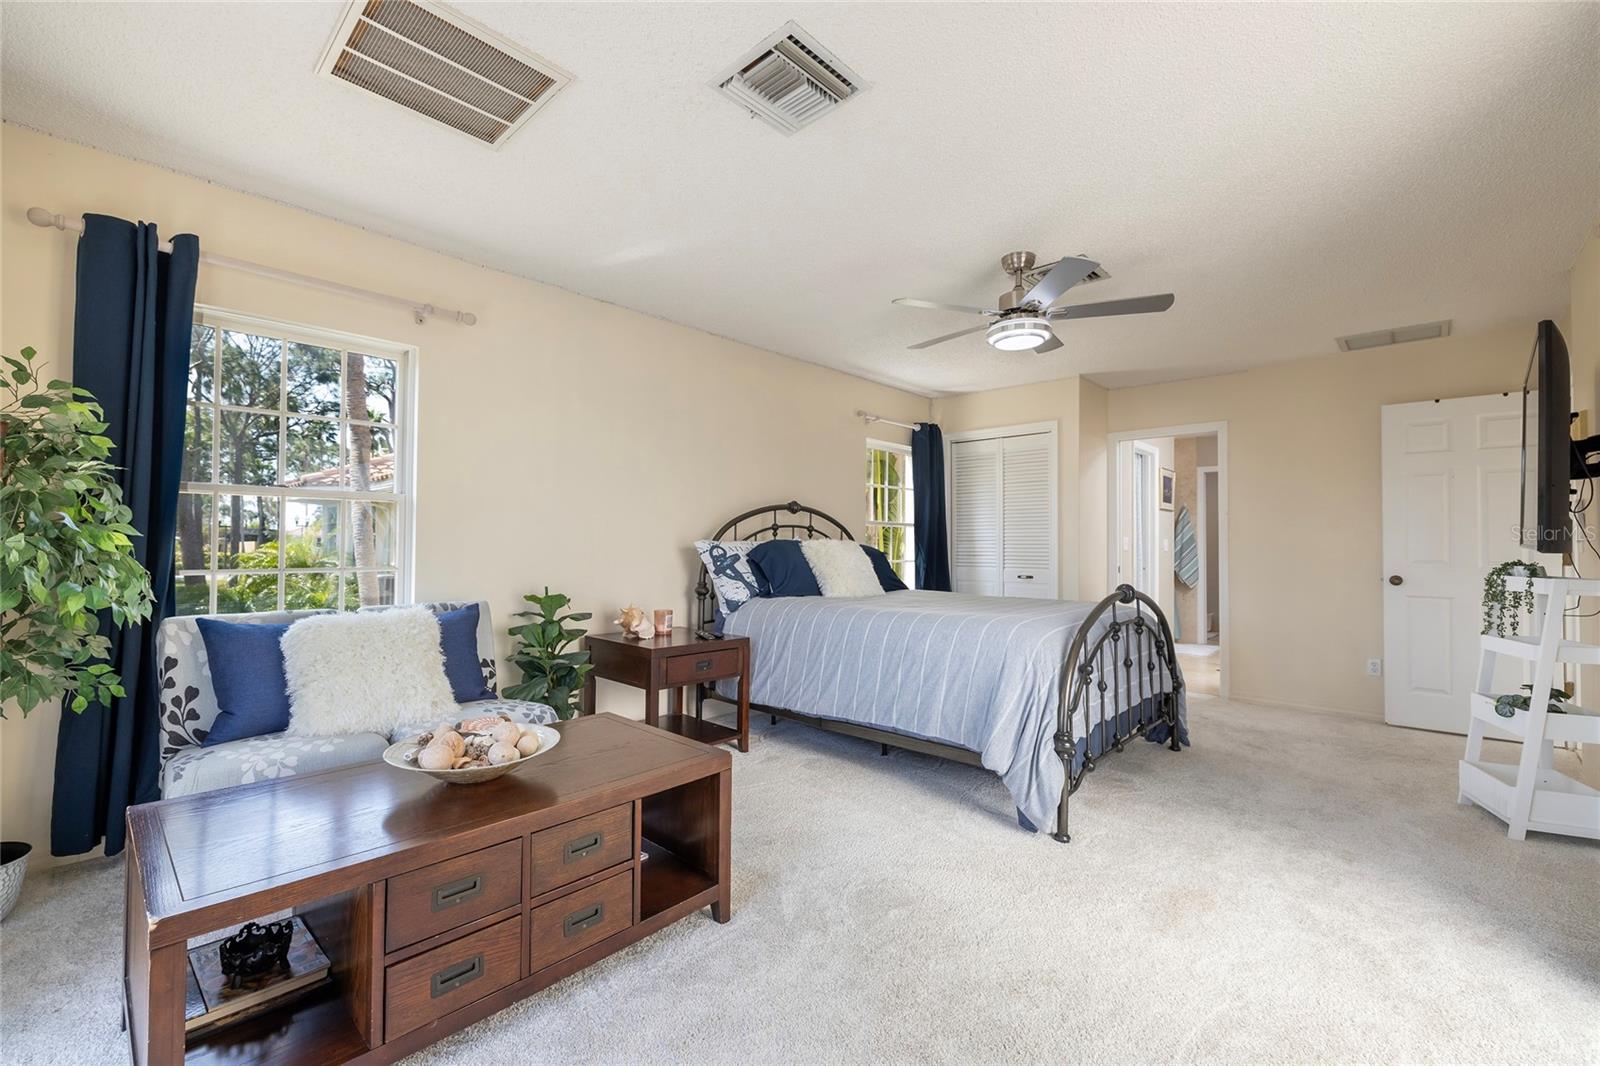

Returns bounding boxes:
[893,251,1174,353]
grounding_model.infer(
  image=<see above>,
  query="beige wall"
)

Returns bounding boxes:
[1566,231,1600,701]
[1104,324,1537,715]
[1076,380,1109,601]
[0,125,930,863]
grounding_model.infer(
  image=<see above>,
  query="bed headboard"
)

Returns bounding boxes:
[695,500,855,637]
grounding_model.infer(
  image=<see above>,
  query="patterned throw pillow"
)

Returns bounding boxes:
[695,539,765,616]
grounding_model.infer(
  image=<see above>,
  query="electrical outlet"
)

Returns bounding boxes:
[1366,658,1383,677]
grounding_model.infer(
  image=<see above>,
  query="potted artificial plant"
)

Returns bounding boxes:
[1481,560,1545,638]
[0,347,154,919]
[504,588,593,720]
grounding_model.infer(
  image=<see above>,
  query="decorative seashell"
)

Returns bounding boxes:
[486,741,520,765]
[616,604,651,639]
[457,715,504,734]
[515,733,541,757]
[489,721,521,746]
[417,744,455,771]
[434,729,465,756]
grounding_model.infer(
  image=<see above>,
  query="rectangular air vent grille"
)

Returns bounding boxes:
[713,21,865,135]
[1336,320,1453,352]
[320,0,571,147]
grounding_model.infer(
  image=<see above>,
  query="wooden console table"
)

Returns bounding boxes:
[123,714,732,1064]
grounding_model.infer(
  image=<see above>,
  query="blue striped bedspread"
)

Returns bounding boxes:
[720,590,1187,832]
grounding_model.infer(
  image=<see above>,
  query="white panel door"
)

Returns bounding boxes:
[951,438,1002,596]
[1001,432,1058,598]
[1381,394,1531,733]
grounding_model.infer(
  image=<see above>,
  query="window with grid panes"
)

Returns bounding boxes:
[175,311,411,615]
[865,442,915,584]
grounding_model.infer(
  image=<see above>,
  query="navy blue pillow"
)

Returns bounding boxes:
[748,540,822,597]
[196,619,292,746]
[438,604,494,702]
[862,546,909,592]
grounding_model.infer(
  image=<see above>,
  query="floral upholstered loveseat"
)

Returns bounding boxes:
[155,600,556,797]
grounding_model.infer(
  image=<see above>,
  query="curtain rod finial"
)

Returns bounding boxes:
[26,207,61,229]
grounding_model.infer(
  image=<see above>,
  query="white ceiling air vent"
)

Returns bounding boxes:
[1336,319,1453,352]
[318,0,572,148]
[713,22,865,134]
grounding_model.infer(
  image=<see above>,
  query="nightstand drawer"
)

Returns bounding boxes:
[528,868,633,974]
[664,648,740,685]
[528,803,633,898]
[386,839,522,952]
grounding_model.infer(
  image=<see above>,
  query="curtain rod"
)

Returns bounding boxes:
[856,409,920,432]
[26,208,477,327]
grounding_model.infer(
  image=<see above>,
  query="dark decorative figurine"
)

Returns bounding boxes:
[218,920,293,989]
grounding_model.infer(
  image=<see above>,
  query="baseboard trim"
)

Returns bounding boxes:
[1226,691,1382,723]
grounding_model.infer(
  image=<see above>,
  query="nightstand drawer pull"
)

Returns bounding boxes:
[564,903,605,937]
[564,833,603,863]
[694,658,713,672]
[430,954,483,998]
[431,874,484,911]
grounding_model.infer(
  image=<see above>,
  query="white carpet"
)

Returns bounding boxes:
[3,697,1597,1064]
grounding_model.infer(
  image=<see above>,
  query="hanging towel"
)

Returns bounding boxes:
[1174,504,1200,589]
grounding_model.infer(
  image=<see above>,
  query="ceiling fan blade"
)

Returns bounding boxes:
[1049,293,1175,320]
[907,323,990,350]
[892,297,995,316]
[1022,256,1099,310]
[1033,332,1063,354]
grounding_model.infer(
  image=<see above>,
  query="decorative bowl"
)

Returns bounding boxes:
[382,724,560,785]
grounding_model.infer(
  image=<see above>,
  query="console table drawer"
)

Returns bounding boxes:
[528,803,632,897]
[529,868,633,973]
[384,914,522,1040]
[663,648,740,685]
[386,838,522,951]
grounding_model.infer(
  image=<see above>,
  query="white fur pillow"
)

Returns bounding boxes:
[801,540,884,598]
[282,607,456,737]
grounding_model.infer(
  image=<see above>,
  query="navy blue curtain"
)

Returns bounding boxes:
[911,422,952,591]
[51,215,198,857]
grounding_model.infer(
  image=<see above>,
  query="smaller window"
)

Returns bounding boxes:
[865,441,915,585]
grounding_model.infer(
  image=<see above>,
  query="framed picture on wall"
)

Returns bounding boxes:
[1160,468,1175,511]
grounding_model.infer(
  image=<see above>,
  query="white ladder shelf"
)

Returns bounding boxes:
[1460,576,1600,840]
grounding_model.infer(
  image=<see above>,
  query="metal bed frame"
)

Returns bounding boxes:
[694,500,1184,842]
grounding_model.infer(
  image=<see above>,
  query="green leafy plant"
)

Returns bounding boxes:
[1,347,154,717]
[1481,560,1546,637]
[1494,684,1570,718]
[504,588,592,720]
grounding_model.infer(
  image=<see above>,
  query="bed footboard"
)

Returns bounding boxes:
[1052,583,1185,843]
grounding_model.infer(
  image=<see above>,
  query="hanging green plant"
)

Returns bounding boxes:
[1481,560,1546,638]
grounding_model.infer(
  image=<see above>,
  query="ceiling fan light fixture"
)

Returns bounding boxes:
[987,316,1053,352]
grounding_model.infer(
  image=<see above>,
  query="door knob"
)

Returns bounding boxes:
[1388,575,1404,586]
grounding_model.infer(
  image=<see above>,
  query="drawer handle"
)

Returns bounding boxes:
[694,658,713,672]
[430,954,483,998]
[563,903,605,937]
[564,832,603,863]
[431,874,484,912]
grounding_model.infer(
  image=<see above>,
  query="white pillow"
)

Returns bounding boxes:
[281,607,456,737]
[801,540,884,598]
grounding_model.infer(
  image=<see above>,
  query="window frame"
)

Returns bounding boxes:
[865,438,916,584]
[176,306,418,615]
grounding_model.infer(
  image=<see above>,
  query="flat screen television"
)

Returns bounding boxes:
[1519,319,1572,556]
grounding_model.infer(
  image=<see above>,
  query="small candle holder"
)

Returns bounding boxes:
[653,609,673,636]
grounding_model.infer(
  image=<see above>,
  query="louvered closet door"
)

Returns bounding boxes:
[951,438,1002,596]
[1001,433,1056,598]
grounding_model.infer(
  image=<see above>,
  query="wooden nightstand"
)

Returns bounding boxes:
[581,629,750,752]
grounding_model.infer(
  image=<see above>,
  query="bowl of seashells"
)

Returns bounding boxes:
[382,713,561,784]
